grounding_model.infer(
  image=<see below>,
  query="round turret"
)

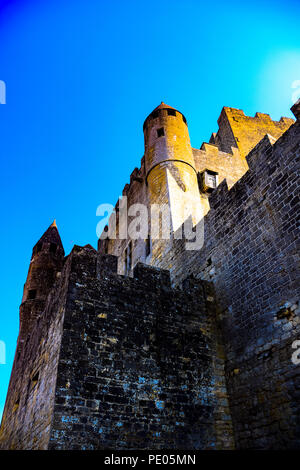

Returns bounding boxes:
[19,221,65,336]
[143,103,202,237]
[143,102,195,179]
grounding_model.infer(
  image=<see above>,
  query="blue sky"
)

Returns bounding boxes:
[0,0,299,421]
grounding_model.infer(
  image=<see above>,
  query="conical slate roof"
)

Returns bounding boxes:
[143,102,185,130]
[152,102,176,111]
[33,220,64,252]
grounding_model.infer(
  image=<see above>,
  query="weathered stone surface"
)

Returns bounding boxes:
[0,248,234,450]
[152,121,300,449]
[0,102,299,450]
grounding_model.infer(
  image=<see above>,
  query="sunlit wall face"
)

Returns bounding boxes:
[0,0,299,421]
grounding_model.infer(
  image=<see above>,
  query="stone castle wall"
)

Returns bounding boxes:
[48,246,234,449]
[151,120,300,448]
[0,260,70,450]
[1,103,298,450]
[99,106,294,276]
[215,107,294,158]
[0,245,235,449]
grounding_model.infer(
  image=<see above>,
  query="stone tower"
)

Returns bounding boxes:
[143,103,204,255]
[0,221,66,449]
[19,220,65,337]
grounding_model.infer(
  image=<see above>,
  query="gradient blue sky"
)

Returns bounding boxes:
[0,0,299,420]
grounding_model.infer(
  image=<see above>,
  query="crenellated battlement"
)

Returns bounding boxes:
[214,106,294,158]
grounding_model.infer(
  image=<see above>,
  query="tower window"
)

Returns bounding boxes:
[13,398,20,412]
[28,289,37,300]
[31,371,39,387]
[167,109,176,116]
[145,236,151,257]
[152,110,159,119]
[157,127,164,138]
[182,115,187,124]
[104,238,109,254]
[49,242,57,254]
[124,241,132,275]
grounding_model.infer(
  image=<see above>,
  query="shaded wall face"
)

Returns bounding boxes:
[48,249,234,450]
[19,240,64,337]
[149,122,300,449]
[98,167,150,275]
[0,260,70,450]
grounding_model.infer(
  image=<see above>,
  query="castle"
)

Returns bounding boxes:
[0,99,299,450]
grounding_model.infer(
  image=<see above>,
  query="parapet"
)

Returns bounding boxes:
[291,99,300,120]
[208,179,229,210]
[133,262,171,288]
[246,133,276,170]
[215,106,294,158]
[97,254,118,278]
[119,163,145,197]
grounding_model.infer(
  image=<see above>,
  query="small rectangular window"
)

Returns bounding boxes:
[128,241,132,270]
[182,115,187,124]
[28,289,37,300]
[145,236,151,257]
[157,127,164,137]
[199,169,218,193]
[124,241,133,275]
[49,242,57,254]
[167,109,176,116]
[124,247,128,275]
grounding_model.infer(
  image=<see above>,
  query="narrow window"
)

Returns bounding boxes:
[145,235,151,257]
[124,247,128,274]
[182,115,187,124]
[31,371,39,387]
[28,289,37,300]
[128,241,132,270]
[124,241,133,275]
[49,242,57,254]
[13,398,20,412]
[157,127,164,138]
[167,109,176,116]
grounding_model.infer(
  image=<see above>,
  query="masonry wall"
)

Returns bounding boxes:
[0,260,70,450]
[47,246,234,450]
[101,107,293,277]
[215,106,294,158]
[152,121,300,448]
[98,163,151,275]
[192,144,248,192]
